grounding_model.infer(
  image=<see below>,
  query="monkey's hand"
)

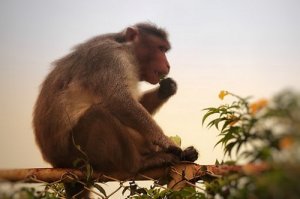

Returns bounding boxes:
[165,145,183,158]
[158,78,177,99]
[166,146,198,163]
[180,146,198,162]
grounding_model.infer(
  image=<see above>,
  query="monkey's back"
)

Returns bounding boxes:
[33,37,140,167]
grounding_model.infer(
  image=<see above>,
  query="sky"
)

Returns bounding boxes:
[0,0,300,171]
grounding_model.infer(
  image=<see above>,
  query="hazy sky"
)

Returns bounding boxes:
[0,0,299,170]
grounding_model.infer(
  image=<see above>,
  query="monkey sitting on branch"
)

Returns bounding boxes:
[33,22,198,198]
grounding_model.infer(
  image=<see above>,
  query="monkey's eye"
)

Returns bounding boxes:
[159,46,168,53]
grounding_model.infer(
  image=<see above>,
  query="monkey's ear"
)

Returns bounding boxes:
[125,27,139,42]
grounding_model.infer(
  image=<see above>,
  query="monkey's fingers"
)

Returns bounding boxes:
[165,145,183,158]
[181,146,198,162]
[158,78,177,99]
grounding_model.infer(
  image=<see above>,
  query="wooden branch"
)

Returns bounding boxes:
[0,167,170,183]
[0,162,269,190]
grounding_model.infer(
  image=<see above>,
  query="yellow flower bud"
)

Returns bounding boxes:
[249,99,268,115]
[218,90,229,100]
[279,136,294,150]
[227,114,239,126]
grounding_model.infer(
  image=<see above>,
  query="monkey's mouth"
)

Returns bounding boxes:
[154,71,167,80]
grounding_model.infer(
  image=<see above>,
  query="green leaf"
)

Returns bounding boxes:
[85,164,93,181]
[235,140,244,156]
[224,141,237,157]
[220,128,230,135]
[224,131,235,141]
[221,120,232,132]
[206,117,227,130]
[214,137,227,148]
[202,107,219,111]
[94,183,107,197]
[240,151,254,160]
[169,135,181,147]
[219,107,229,115]
[122,186,130,195]
[228,104,240,109]
[202,108,219,125]
[230,126,243,135]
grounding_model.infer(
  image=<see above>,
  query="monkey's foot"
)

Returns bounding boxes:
[180,146,198,162]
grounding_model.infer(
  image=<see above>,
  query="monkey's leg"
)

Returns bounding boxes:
[140,146,199,172]
[140,150,181,171]
[72,104,143,173]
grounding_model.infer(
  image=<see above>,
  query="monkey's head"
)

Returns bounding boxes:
[124,23,171,85]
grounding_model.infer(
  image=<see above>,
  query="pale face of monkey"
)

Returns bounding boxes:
[137,36,170,84]
[130,33,171,85]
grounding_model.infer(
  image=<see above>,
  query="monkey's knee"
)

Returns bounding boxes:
[180,146,198,162]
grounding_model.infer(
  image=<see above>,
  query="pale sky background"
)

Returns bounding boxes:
[0,0,300,171]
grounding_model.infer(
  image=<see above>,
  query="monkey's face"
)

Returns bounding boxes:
[134,35,171,85]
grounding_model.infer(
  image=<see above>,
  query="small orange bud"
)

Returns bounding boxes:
[279,136,294,150]
[249,99,268,115]
[227,114,239,126]
[219,90,229,100]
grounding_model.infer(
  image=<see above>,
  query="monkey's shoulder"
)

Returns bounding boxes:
[75,36,129,53]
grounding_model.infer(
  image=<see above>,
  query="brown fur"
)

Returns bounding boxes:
[33,23,198,198]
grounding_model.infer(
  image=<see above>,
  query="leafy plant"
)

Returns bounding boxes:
[202,89,300,198]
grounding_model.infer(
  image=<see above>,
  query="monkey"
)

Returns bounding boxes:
[33,22,198,198]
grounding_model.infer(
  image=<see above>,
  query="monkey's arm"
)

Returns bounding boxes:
[139,88,165,115]
[106,91,177,149]
[77,41,179,149]
[140,78,177,115]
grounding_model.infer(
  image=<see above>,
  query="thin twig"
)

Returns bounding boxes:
[138,174,167,190]
[105,183,124,199]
